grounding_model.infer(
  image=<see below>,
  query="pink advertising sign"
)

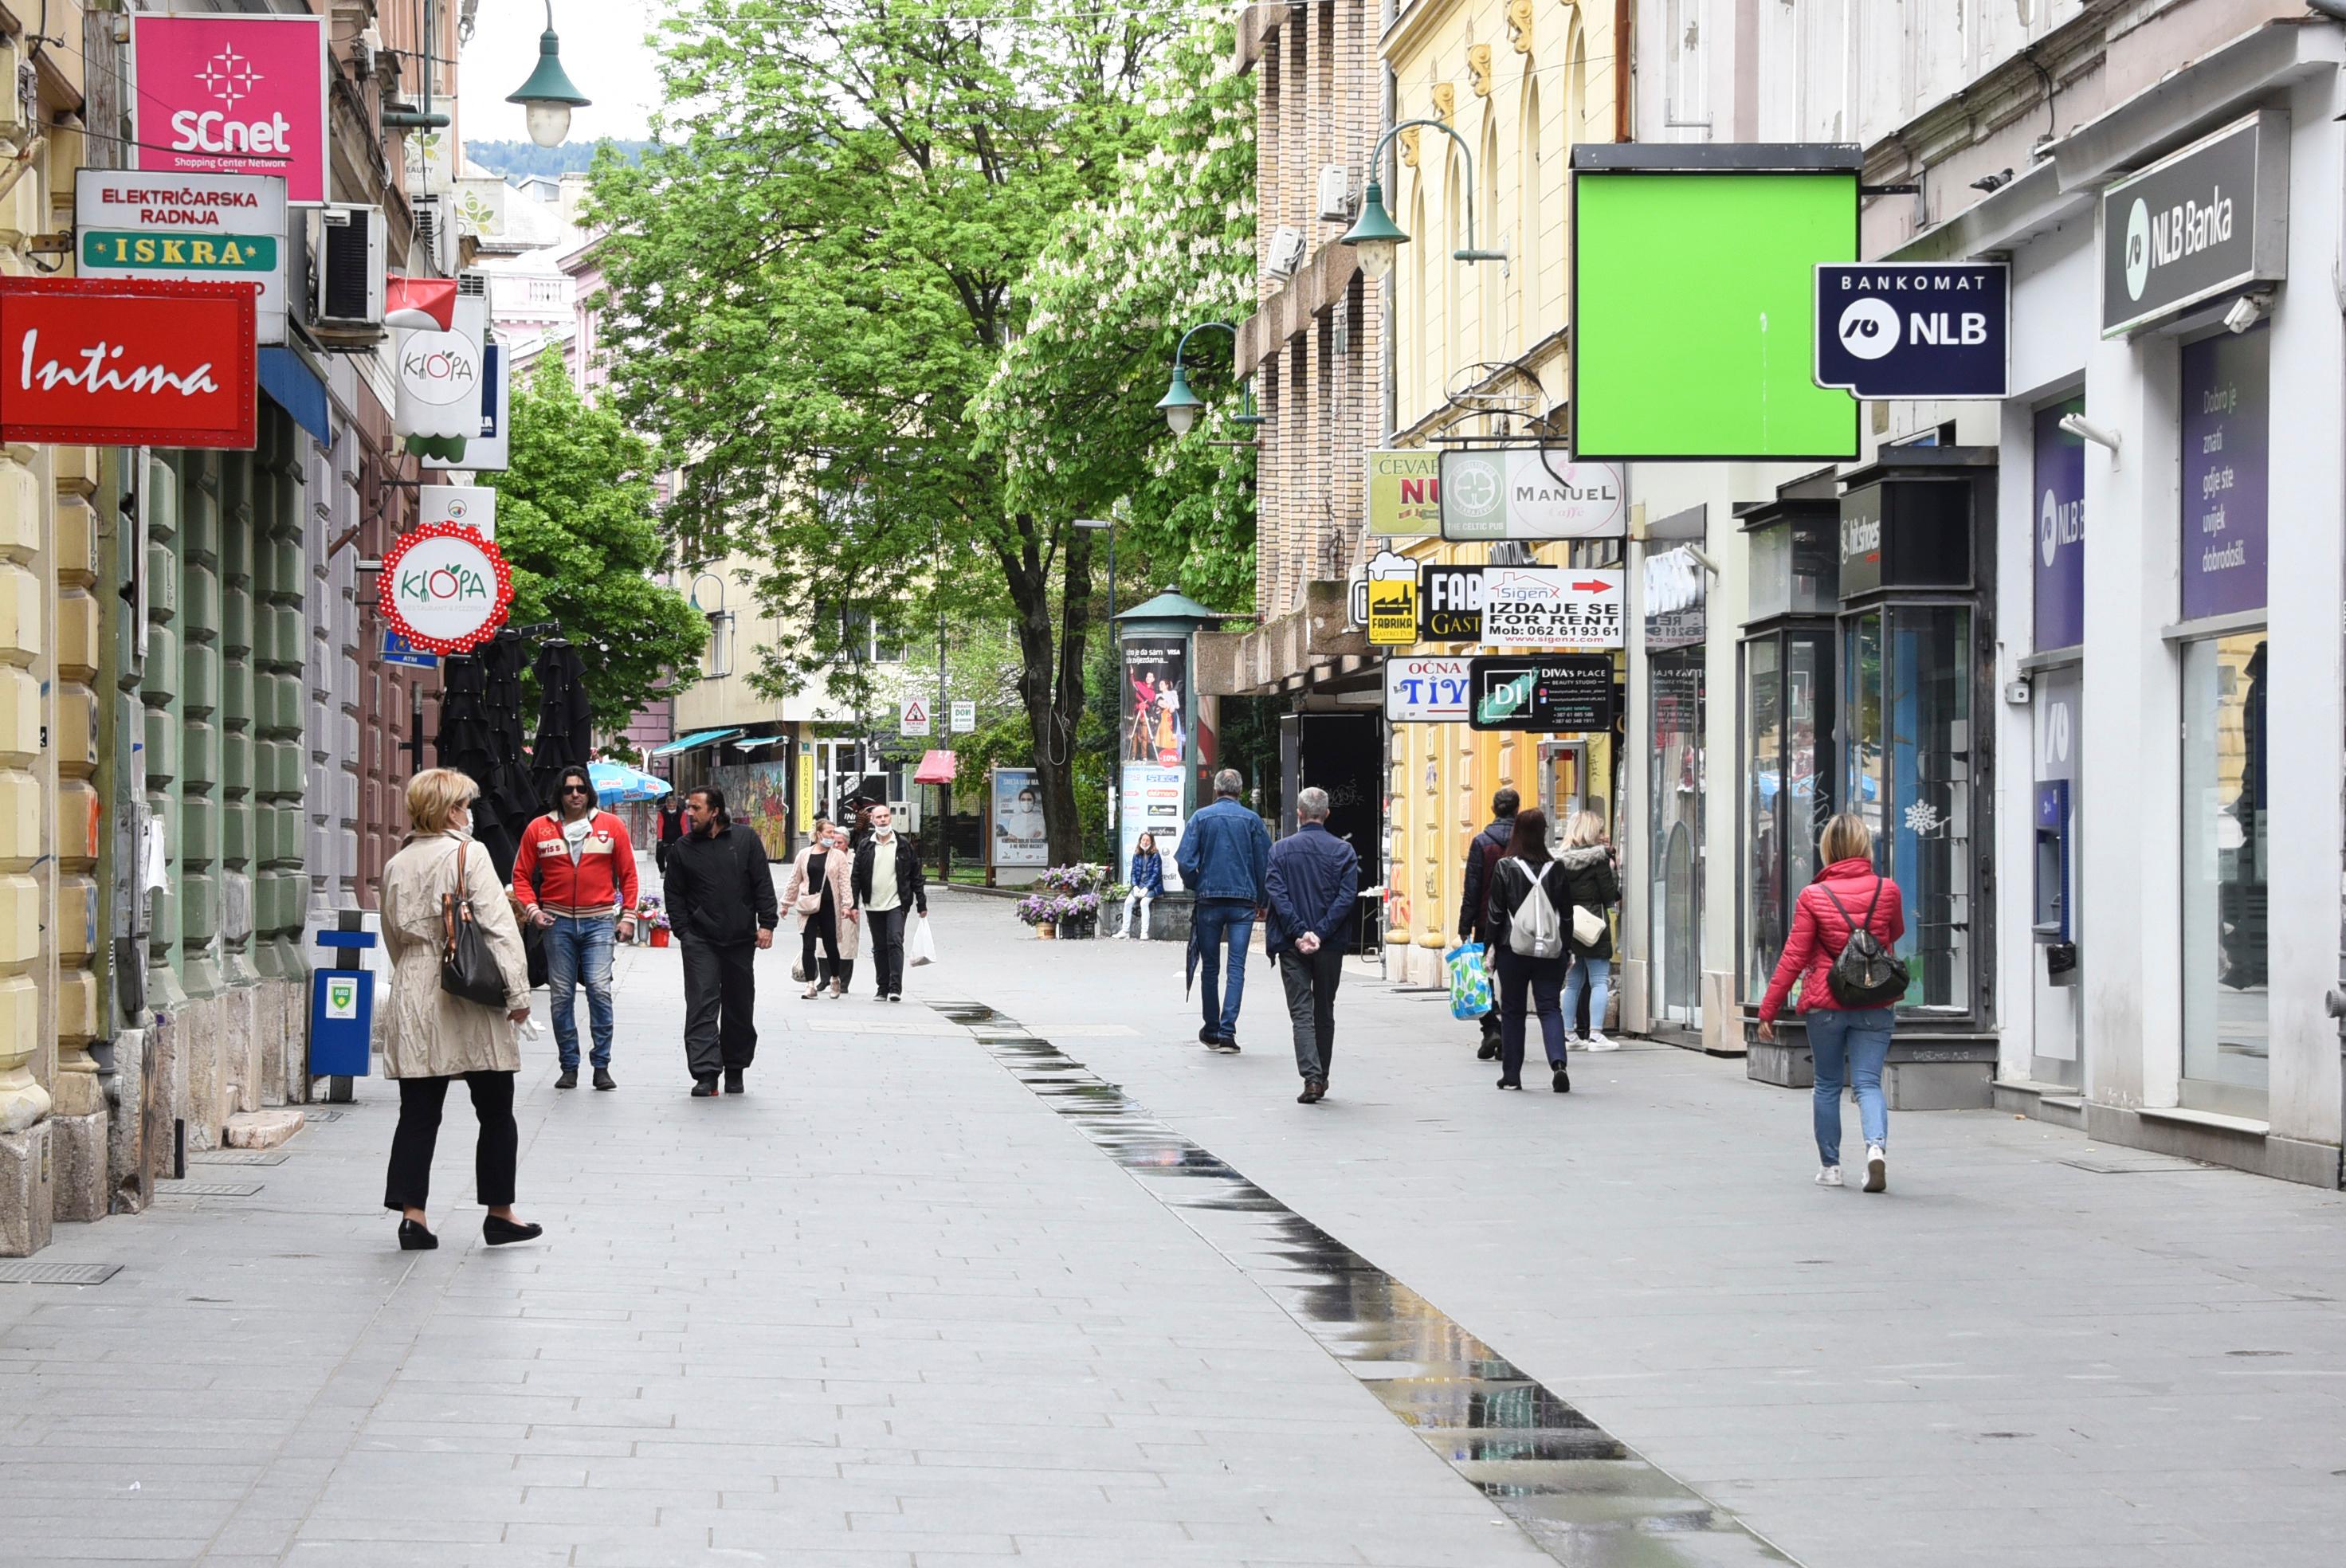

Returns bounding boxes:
[132,13,328,204]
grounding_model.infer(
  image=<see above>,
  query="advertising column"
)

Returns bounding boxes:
[1120,637,1190,890]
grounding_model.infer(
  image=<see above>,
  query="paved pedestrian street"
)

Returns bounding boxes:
[5,888,2344,1568]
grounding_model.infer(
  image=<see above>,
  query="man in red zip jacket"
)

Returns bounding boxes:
[513,766,639,1090]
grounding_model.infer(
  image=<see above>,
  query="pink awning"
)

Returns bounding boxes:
[913,749,958,785]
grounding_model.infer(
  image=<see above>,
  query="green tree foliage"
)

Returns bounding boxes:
[586,0,1230,863]
[486,356,706,737]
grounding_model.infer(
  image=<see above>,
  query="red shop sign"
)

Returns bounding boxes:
[0,277,257,449]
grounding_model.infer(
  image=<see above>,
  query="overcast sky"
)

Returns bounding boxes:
[458,0,668,146]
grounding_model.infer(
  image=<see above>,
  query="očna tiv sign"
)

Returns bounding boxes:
[0,277,258,449]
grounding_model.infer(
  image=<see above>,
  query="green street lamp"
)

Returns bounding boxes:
[1340,117,1508,280]
[1155,319,1263,437]
[508,1,593,150]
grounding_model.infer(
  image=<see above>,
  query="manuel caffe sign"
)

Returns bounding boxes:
[2101,110,2288,338]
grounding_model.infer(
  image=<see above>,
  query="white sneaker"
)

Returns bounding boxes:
[1583,1032,1621,1052]
[1864,1146,1887,1193]
[1815,1166,1844,1188]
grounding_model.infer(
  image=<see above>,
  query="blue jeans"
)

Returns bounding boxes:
[543,915,616,1069]
[1561,955,1611,1039]
[1807,1007,1893,1166]
[1194,900,1254,1040]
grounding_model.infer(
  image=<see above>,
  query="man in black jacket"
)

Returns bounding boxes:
[1266,788,1359,1104]
[662,786,777,1096]
[851,803,928,1002]
[1458,787,1518,1060]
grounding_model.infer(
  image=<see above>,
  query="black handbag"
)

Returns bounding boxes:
[440,841,511,1009]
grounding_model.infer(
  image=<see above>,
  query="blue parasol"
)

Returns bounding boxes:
[588,760,673,803]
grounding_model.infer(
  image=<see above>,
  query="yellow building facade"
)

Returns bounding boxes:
[1377,0,1620,986]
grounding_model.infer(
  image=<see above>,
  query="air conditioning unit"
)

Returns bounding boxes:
[412,192,453,276]
[1266,225,1308,280]
[314,205,386,333]
[1316,165,1353,222]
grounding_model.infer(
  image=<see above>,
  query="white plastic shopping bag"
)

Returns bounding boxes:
[908,913,938,967]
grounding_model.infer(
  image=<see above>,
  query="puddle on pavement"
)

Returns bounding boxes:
[934,999,1798,1568]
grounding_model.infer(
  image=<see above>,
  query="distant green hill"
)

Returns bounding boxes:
[465,138,654,184]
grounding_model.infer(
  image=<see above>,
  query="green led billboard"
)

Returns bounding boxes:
[1571,150,1860,461]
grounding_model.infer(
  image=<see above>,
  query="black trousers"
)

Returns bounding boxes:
[681,938,759,1080]
[383,1071,517,1213]
[1277,945,1345,1080]
[866,906,908,996]
[800,904,840,984]
[1494,947,1571,1080]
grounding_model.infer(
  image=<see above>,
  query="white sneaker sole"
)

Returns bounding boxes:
[1864,1154,1886,1193]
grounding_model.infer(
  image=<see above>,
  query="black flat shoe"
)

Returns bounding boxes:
[1496,1078,1523,1091]
[483,1214,543,1246]
[1552,1067,1571,1094]
[555,1068,578,1090]
[691,1078,719,1097]
[593,1068,616,1091]
[724,1068,744,1096]
[398,1218,437,1251]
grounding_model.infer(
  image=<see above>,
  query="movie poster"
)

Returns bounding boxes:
[1121,637,1188,767]
[991,767,1047,867]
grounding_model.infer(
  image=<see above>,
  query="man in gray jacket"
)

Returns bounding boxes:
[1175,768,1272,1053]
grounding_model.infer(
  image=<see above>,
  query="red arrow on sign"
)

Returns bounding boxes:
[1571,579,1614,593]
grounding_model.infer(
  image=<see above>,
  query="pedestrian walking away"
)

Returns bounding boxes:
[1757,811,1908,1194]
[1175,768,1273,1053]
[1116,830,1165,939]
[1485,806,1572,1094]
[1458,787,1518,1061]
[375,768,542,1252]
[1265,786,1359,1103]
[1555,812,1622,1053]
[783,817,859,998]
[851,803,928,1002]
[663,786,779,1096]
[513,764,639,1091]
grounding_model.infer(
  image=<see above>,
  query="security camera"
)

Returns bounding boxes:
[2223,292,2272,334]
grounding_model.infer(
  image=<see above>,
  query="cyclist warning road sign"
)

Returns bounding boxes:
[900,698,932,737]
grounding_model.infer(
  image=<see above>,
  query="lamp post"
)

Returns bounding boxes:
[508,0,592,150]
[1074,518,1116,861]
[1340,117,1509,280]
[1154,321,1268,437]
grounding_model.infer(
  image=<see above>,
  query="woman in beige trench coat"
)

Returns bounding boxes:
[781,819,860,998]
[379,769,542,1251]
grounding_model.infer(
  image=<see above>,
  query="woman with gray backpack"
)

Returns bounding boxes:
[1485,807,1576,1093]
[1756,812,1909,1194]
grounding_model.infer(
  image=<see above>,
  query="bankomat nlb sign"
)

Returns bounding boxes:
[2101,110,2287,338]
[1814,263,2007,399]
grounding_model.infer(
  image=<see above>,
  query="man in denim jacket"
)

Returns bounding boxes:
[1175,768,1272,1053]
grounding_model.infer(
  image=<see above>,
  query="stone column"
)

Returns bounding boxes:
[178,454,228,1146]
[255,412,312,1098]
[144,457,187,1014]
[49,444,106,1221]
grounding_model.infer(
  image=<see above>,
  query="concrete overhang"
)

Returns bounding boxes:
[1195,581,1366,698]
[1236,241,1362,373]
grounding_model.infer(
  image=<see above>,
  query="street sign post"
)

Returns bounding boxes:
[900,697,932,737]
[1467,655,1616,732]
[1814,262,2009,399]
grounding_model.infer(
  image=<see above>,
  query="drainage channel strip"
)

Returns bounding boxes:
[938,1001,1795,1568]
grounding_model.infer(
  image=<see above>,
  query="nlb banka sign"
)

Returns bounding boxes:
[132,13,328,204]
[2101,110,2287,338]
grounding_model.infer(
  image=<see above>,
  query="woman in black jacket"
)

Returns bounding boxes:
[1485,807,1572,1094]
[1556,810,1621,1052]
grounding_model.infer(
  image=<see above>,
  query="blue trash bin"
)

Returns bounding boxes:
[308,927,378,1082]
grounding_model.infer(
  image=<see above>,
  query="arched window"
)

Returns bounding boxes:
[1520,78,1542,345]
[1481,110,1501,363]
[1408,175,1429,422]
[1567,22,1589,143]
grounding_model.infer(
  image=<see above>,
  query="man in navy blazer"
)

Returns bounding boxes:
[1265,786,1359,1104]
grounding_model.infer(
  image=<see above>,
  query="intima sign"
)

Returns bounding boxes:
[0,276,256,449]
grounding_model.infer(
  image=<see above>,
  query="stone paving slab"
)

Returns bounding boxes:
[0,913,1556,1567]
[940,891,2346,1568]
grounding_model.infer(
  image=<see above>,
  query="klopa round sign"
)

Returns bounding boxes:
[378,522,513,653]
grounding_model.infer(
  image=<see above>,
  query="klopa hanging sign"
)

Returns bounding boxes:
[377,522,513,654]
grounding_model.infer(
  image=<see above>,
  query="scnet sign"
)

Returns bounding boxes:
[377,523,513,654]
[131,14,329,204]
[1481,568,1626,649]
[1814,263,2007,399]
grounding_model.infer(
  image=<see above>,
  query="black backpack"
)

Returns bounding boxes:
[1818,878,1909,1008]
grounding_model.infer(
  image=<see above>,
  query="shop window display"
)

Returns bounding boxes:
[2181,632,2268,1106]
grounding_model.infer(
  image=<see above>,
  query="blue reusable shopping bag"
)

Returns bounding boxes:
[1446,942,1493,1020]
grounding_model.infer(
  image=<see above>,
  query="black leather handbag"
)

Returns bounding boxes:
[440,842,510,1009]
